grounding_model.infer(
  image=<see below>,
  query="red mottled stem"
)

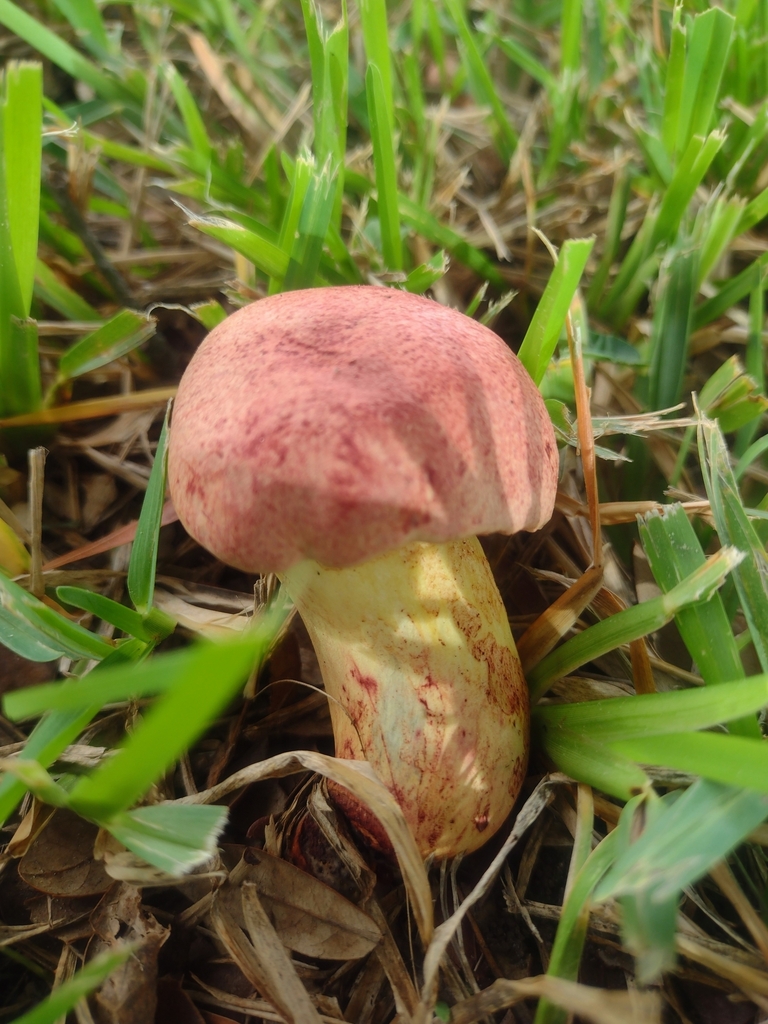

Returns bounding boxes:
[281,536,529,859]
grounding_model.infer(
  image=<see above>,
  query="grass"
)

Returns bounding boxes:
[0,0,767,1021]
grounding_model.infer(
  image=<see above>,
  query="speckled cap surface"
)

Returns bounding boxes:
[168,286,559,572]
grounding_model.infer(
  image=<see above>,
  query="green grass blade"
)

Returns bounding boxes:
[650,131,724,250]
[737,183,768,235]
[56,586,172,644]
[496,35,555,92]
[534,674,768,742]
[106,803,227,874]
[358,0,394,130]
[186,209,289,281]
[560,0,583,75]
[34,259,101,321]
[366,64,402,271]
[0,573,114,662]
[735,275,766,455]
[300,0,348,227]
[646,239,698,411]
[661,4,686,158]
[698,354,767,433]
[0,707,97,824]
[443,0,517,162]
[9,947,135,1024]
[1,317,42,420]
[189,299,227,330]
[675,7,734,157]
[516,237,594,385]
[283,157,337,290]
[698,413,768,672]
[534,829,621,1024]
[3,640,257,722]
[127,406,169,616]
[402,250,449,293]
[528,546,745,700]
[698,197,745,286]
[270,153,312,293]
[56,309,157,385]
[693,251,768,330]
[68,621,283,820]
[165,62,213,163]
[594,780,768,902]
[639,505,759,738]
[533,722,650,801]
[613,732,768,793]
[398,195,504,286]
[4,62,41,316]
[586,166,629,308]
[50,0,111,59]
[0,0,139,105]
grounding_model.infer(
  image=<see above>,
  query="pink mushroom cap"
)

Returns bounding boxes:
[168,285,558,572]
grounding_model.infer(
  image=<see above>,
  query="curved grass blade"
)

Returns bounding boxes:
[516,238,594,386]
[8,946,135,1024]
[68,615,285,821]
[106,803,228,875]
[443,0,517,162]
[0,573,114,662]
[56,309,157,385]
[528,546,743,700]
[534,673,768,742]
[612,732,768,793]
[56,586,171,644]
[533,721,649,801]
[594,780,768,903]
[0,706,96,824]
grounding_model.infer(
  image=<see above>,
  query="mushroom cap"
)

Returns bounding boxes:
[168,286,558,572]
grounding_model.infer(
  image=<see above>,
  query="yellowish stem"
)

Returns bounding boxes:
[280,537,529,858]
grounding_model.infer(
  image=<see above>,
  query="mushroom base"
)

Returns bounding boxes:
[280,537,529,859]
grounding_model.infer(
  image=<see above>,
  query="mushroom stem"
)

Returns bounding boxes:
[279,536,529,859]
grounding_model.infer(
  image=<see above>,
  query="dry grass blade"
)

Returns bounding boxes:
[519,295,604,671]
[211,888,323,1024]
[178,750,433,943]
[42,500,178,571]
[417,775,564,1015]
[0,387,177,427]
[677,934,768,999]
[517,564,603,673]
[186,31,266,141]
[448,975,661,1024]
[567,296,602,565]
[364,897,420,1018]
[709,861,768,966]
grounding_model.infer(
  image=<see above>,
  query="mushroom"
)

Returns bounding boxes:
[168,286,558,859]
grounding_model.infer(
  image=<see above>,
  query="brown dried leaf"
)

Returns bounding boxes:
[180,749,433,944]
[90,885,170,1024]
[211,889,323,1024]
[19,809,112,897]
[217,849,381,960]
